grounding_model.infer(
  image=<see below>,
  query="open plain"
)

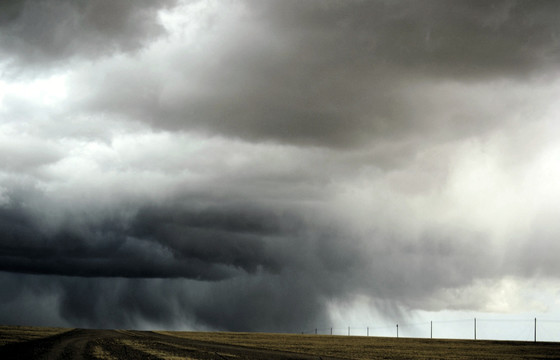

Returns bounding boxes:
[1,326,560,359]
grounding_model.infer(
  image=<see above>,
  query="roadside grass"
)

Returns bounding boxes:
[118,338,197,360]
[91,344,118,360]
[0,325,71,346]
[157,331,560,360]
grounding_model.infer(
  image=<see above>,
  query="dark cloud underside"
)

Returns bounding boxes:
[0,201,292,279]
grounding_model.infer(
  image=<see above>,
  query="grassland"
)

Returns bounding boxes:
[1,325,560,359]
[159,331,560,360]
[0,325,70,346]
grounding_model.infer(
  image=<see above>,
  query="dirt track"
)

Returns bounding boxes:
[0,328,343,359]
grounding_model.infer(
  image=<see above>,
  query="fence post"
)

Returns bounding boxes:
[315,328,317,335]
[396,323,399,338]
[474,318,477,340]
[348,326,350,336]
[534,318,537,343]
[430,321,432,339]
[367,326,369,337]
[330,327,332,336]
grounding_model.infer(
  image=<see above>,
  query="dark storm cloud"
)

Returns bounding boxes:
[0,200,290,279]
[0,271,329,332]
[0,174,554,330]
[0,201,506,331]
[0,194,351,331]
[256,0,560,78]
[128,203,289,275]
[72,0,560,148]
[0,0,177,71]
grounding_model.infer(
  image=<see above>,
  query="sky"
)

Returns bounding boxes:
[1,0,560,337]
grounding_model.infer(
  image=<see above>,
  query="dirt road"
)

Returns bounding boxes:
[0,328,343,359]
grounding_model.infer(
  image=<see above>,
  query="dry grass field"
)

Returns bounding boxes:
[0,325,70,346]
[159,331,560,360]
[1,325,560,359]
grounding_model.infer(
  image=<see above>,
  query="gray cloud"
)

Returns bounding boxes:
[1,0,560,332]
[68,0,560,150]
[0,198,293,280]
[0,189,350,330]
[0,133,63,173]
[0,172,557,330]
[0,0,177,72]
[0,271,329,332]
[257,0,560,77]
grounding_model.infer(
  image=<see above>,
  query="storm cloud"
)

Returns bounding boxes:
[69,0,560,148]
[1,0,560,332]
[0,0,178,70]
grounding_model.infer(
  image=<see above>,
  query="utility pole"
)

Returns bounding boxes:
[534,318,537,343]
[474,318,477,340]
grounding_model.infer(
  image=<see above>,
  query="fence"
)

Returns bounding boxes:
[302,318,560,342]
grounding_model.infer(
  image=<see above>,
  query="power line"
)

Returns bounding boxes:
[307,317,560,342]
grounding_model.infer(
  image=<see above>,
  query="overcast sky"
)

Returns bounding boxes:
[1,0,560,334]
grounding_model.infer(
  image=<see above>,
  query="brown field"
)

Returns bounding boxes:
[0,325,71,346]
[1,325,560,359]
